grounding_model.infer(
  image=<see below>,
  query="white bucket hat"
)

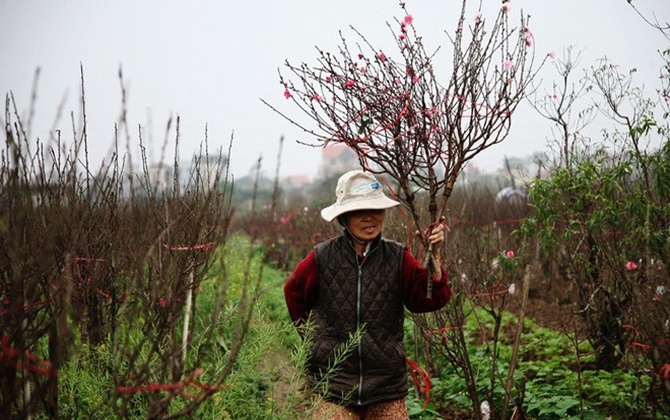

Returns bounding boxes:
[321,170,400,222]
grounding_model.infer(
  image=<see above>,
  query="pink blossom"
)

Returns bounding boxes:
[395,77,401,86]
[525,36,533,47]
[475,13,482,24]
[345,79,355,88]
[625,261,638,271]
[506,250,515,258]
[399,33,406,40]
[502,4,510,13]
[404,14,413,25]
[360,66,367,73]
[522,26,533,46]
[325,76,332,83]
[280,216,291,224]
[283,89,291,99]
[311,94,323,102]
[358,53,364,60]
[548,51,557,59]
[378,51,387,62]
[503,60,513,70]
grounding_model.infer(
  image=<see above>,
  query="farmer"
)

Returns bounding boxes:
[284,169,451,419]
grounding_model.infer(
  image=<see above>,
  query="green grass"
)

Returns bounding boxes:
[49,236,301,419]
[49,238,668,419]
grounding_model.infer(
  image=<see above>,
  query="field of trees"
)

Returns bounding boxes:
[2,87,668,419]
[2,2,669,419]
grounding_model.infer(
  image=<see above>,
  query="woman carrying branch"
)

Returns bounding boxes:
[284,169,451,419]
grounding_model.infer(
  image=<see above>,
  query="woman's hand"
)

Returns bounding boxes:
[427,220,446,280]
[427,223,445,247]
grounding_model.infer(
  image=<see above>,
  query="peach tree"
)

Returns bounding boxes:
[266,1,546,417]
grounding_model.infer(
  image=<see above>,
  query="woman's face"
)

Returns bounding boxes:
[342,209,385,243]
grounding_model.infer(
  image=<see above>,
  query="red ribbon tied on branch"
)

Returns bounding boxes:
[0,335,56,378]
[117,368,224,399]
[163,242,215,251]
[406,358,431,409]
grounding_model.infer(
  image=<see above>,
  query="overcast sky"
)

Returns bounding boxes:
[1,0,668,180]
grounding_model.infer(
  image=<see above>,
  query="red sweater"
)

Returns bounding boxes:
[284,249,451,326]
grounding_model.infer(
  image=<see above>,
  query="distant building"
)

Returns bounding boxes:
[280,175,311,209]
[320,143,360,178]
[503,155,549,185]
[140,153,228,194]
[284,175,311,189]
[147,163,173,191]
[188,154,227,190]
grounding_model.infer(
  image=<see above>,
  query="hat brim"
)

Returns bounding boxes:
[320,196,400,222]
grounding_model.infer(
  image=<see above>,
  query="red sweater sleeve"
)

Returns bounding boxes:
[402,249,451,313]
[284,248,451,325]
[284,251,318,327]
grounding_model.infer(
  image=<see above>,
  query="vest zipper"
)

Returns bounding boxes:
[354,241,378,406]
[356,262,363,405]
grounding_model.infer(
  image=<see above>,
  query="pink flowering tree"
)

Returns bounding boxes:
[266,1,546,417]
[265,1,545,297]
[521,44,669,410]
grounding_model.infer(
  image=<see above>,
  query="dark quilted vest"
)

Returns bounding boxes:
[309,234,407,406]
